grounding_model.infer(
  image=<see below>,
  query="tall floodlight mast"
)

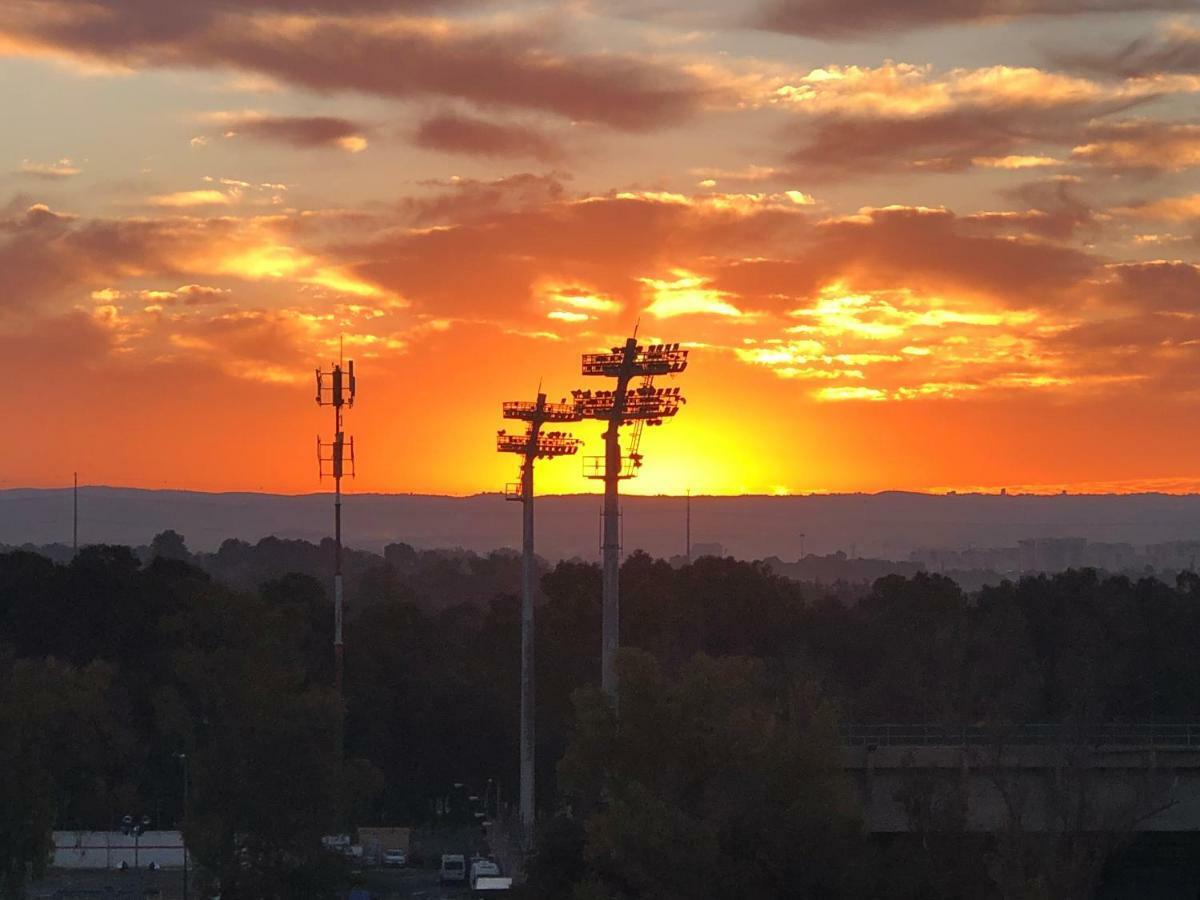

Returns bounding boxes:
[315,358,357,698]
[497,393,583,848]
[575,338,688,699]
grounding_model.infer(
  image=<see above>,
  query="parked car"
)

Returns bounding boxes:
[382,848,407,868]
[440,853,467,884]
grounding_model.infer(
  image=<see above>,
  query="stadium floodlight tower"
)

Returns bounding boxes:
[574,337,688,699]
[497,392,583,848]
[315,357,357,699]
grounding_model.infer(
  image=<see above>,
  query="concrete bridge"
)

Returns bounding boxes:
[840,724,1200,833]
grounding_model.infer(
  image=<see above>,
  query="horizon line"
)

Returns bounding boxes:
[5,484,1200,501]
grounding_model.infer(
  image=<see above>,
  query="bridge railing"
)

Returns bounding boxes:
[840,723,1200,749]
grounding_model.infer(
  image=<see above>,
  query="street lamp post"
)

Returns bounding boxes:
[122,814,150,868]
[178,752,189,900]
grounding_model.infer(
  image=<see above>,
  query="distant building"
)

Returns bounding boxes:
[357,826,410,857]
[691,542,725,558]
[1085,542,1138,570]
[1145,541,1200,572]
[1018,538,1088,572]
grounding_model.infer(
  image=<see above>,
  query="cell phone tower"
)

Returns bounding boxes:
[497,392,583,848]
[315,356,357,698]
[573,337,688,699]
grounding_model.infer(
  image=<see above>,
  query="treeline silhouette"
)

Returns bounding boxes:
[3,534,1200,897]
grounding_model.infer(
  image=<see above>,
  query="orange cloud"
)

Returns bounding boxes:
[147,190,234,208]
[771,62,1198,177]
[19,158,81,178]
[642,271,746,319]
[1072,121,1200,172]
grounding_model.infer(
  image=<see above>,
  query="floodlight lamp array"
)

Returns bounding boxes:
[496,428,583,458]
[581,343,688,377]
[502,399,583,423]
[571,386,685,423]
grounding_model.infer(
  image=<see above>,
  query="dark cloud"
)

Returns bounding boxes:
[995,176,1099,239]
[10,0,477,46]
[757,0,1191,38]
[1100,261,1200,311]
[985,264,1200,396]
[400,173,569,226]
[711,206,1096,309]
[1042,303,1200,393]
[815,207,1096,303]
[1,7,714,130]
[413,112,563,162]
[227,115,368,150]
[0,201,246,313]
[1056,24,1200,78]
[782,100,1149,179]
[784,110,1027,176]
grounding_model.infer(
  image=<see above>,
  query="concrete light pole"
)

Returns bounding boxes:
[574,339,689,699]
[497,392,582,848]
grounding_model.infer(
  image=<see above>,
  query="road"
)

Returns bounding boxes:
[357,868,476,899]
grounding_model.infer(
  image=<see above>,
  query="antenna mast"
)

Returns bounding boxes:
[574,338,689,700]
[314,357,355,816]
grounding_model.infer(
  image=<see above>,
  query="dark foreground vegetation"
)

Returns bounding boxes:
[3,533,1200,898]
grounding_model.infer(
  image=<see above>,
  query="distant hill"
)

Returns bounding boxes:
[6,487,1200,562]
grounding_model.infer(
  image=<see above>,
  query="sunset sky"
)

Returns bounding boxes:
[2,0,1199,496]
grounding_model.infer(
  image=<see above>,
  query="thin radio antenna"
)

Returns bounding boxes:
[314,352,358,830]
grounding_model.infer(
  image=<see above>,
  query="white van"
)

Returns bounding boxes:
[440,853,467,884]
[470,858,501,886]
